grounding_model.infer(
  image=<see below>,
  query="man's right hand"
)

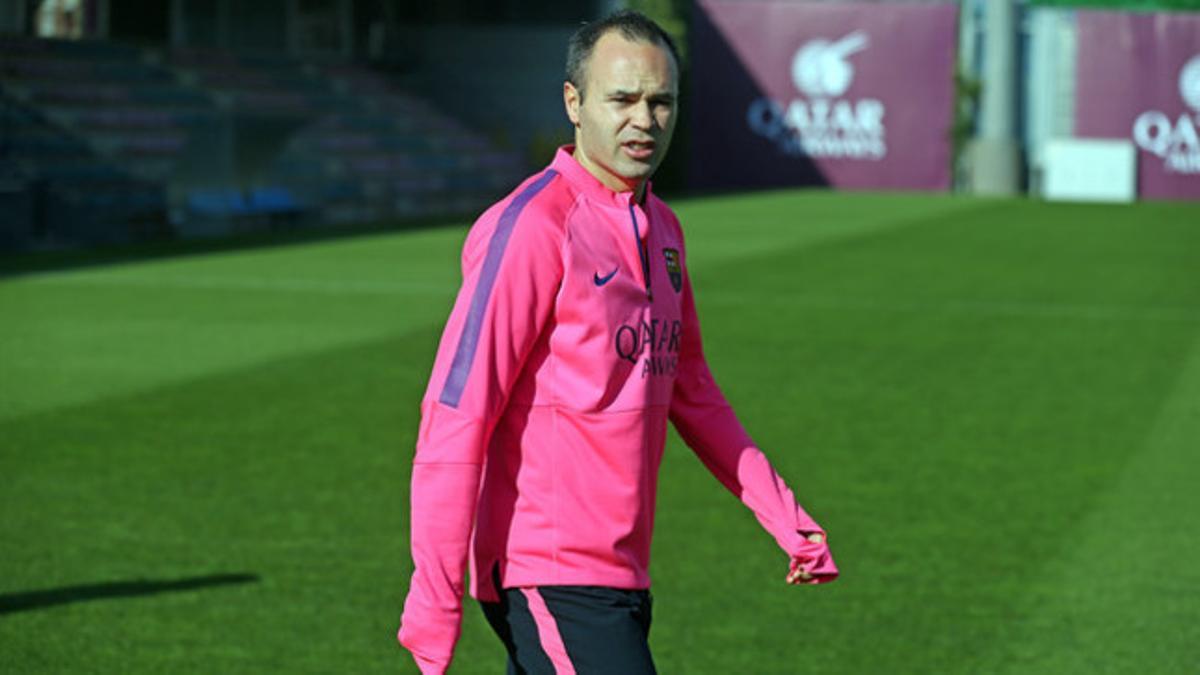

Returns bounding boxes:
[398,593,462,675]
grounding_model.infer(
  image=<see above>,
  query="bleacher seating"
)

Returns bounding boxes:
[1,35,527,249]
[272,65,524,221]
[0,88,167,247]
[1,35,217,185]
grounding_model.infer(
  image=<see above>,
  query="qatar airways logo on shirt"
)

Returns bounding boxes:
[1132,54,1200,174]
[615,318,682,378]
[746,30,887,161]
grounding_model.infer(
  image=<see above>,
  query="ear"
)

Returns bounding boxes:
[564,81,582,127]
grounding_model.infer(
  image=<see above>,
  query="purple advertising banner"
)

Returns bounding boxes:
[689,0,958,192]
[1076,11,1200,200]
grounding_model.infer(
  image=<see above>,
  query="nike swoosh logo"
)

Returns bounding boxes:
[593,267,618,286]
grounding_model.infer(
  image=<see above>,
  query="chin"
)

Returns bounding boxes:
[615,160,655,180]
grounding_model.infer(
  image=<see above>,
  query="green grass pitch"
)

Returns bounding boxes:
[2,191,1199,673]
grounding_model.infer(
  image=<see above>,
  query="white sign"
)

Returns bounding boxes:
[1044,139,1137,203]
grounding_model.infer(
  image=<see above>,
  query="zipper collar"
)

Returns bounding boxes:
[629,201,653,302]
[550,145,654,209]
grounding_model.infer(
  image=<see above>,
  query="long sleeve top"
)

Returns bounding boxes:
[398,146,837,674]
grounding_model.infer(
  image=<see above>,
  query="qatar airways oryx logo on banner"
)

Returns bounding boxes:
[747,31,887,160]
[1132,55,1200,174]
[1076,11,1200,199]
[690,1,958,191]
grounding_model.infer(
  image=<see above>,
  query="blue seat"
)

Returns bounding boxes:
[248,186,300,213]
[187,188,249,217]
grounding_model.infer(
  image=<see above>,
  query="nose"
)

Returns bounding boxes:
[630,100,653,130]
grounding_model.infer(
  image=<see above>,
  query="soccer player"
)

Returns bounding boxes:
[398,10,837,674]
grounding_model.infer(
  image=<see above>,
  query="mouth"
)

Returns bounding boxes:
[621,139,656,161]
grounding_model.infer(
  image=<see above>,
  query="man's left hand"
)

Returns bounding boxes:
[786,532,835,584]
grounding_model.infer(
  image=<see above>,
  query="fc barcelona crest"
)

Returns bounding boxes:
[662,248,682,293]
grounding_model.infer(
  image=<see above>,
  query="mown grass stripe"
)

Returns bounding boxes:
[978,331,1200,674]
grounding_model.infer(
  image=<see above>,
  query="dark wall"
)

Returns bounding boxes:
[397,0,609,24]
[109,0,169,43]
[228,0,287,51]
[398,23,577,166]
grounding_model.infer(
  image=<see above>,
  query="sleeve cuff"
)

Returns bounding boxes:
[788,531,839,584]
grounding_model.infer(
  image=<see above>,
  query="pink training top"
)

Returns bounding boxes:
[399,147,837,674]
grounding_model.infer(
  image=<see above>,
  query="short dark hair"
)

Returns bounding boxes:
[566,10,680,99]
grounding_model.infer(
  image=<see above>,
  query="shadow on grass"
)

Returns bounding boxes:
[0,573,260,614]
[0,214,468,280]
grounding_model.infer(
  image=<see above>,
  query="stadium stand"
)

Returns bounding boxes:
[1,35,213,183]
[0,35,526,250]
[273,64,524,222]
[0,76,168,248]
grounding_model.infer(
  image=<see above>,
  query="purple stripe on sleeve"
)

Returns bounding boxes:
[438,169,559,408]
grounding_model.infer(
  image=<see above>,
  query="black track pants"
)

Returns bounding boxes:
[480,585,656,675]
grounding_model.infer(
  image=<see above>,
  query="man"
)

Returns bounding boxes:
[399,11,837,674]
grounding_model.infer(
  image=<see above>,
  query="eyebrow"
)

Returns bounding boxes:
[607,89,676,101]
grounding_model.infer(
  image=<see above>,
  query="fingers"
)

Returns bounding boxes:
[786,571,812,584]
[785,567,813,584]
[787,534,826,583]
